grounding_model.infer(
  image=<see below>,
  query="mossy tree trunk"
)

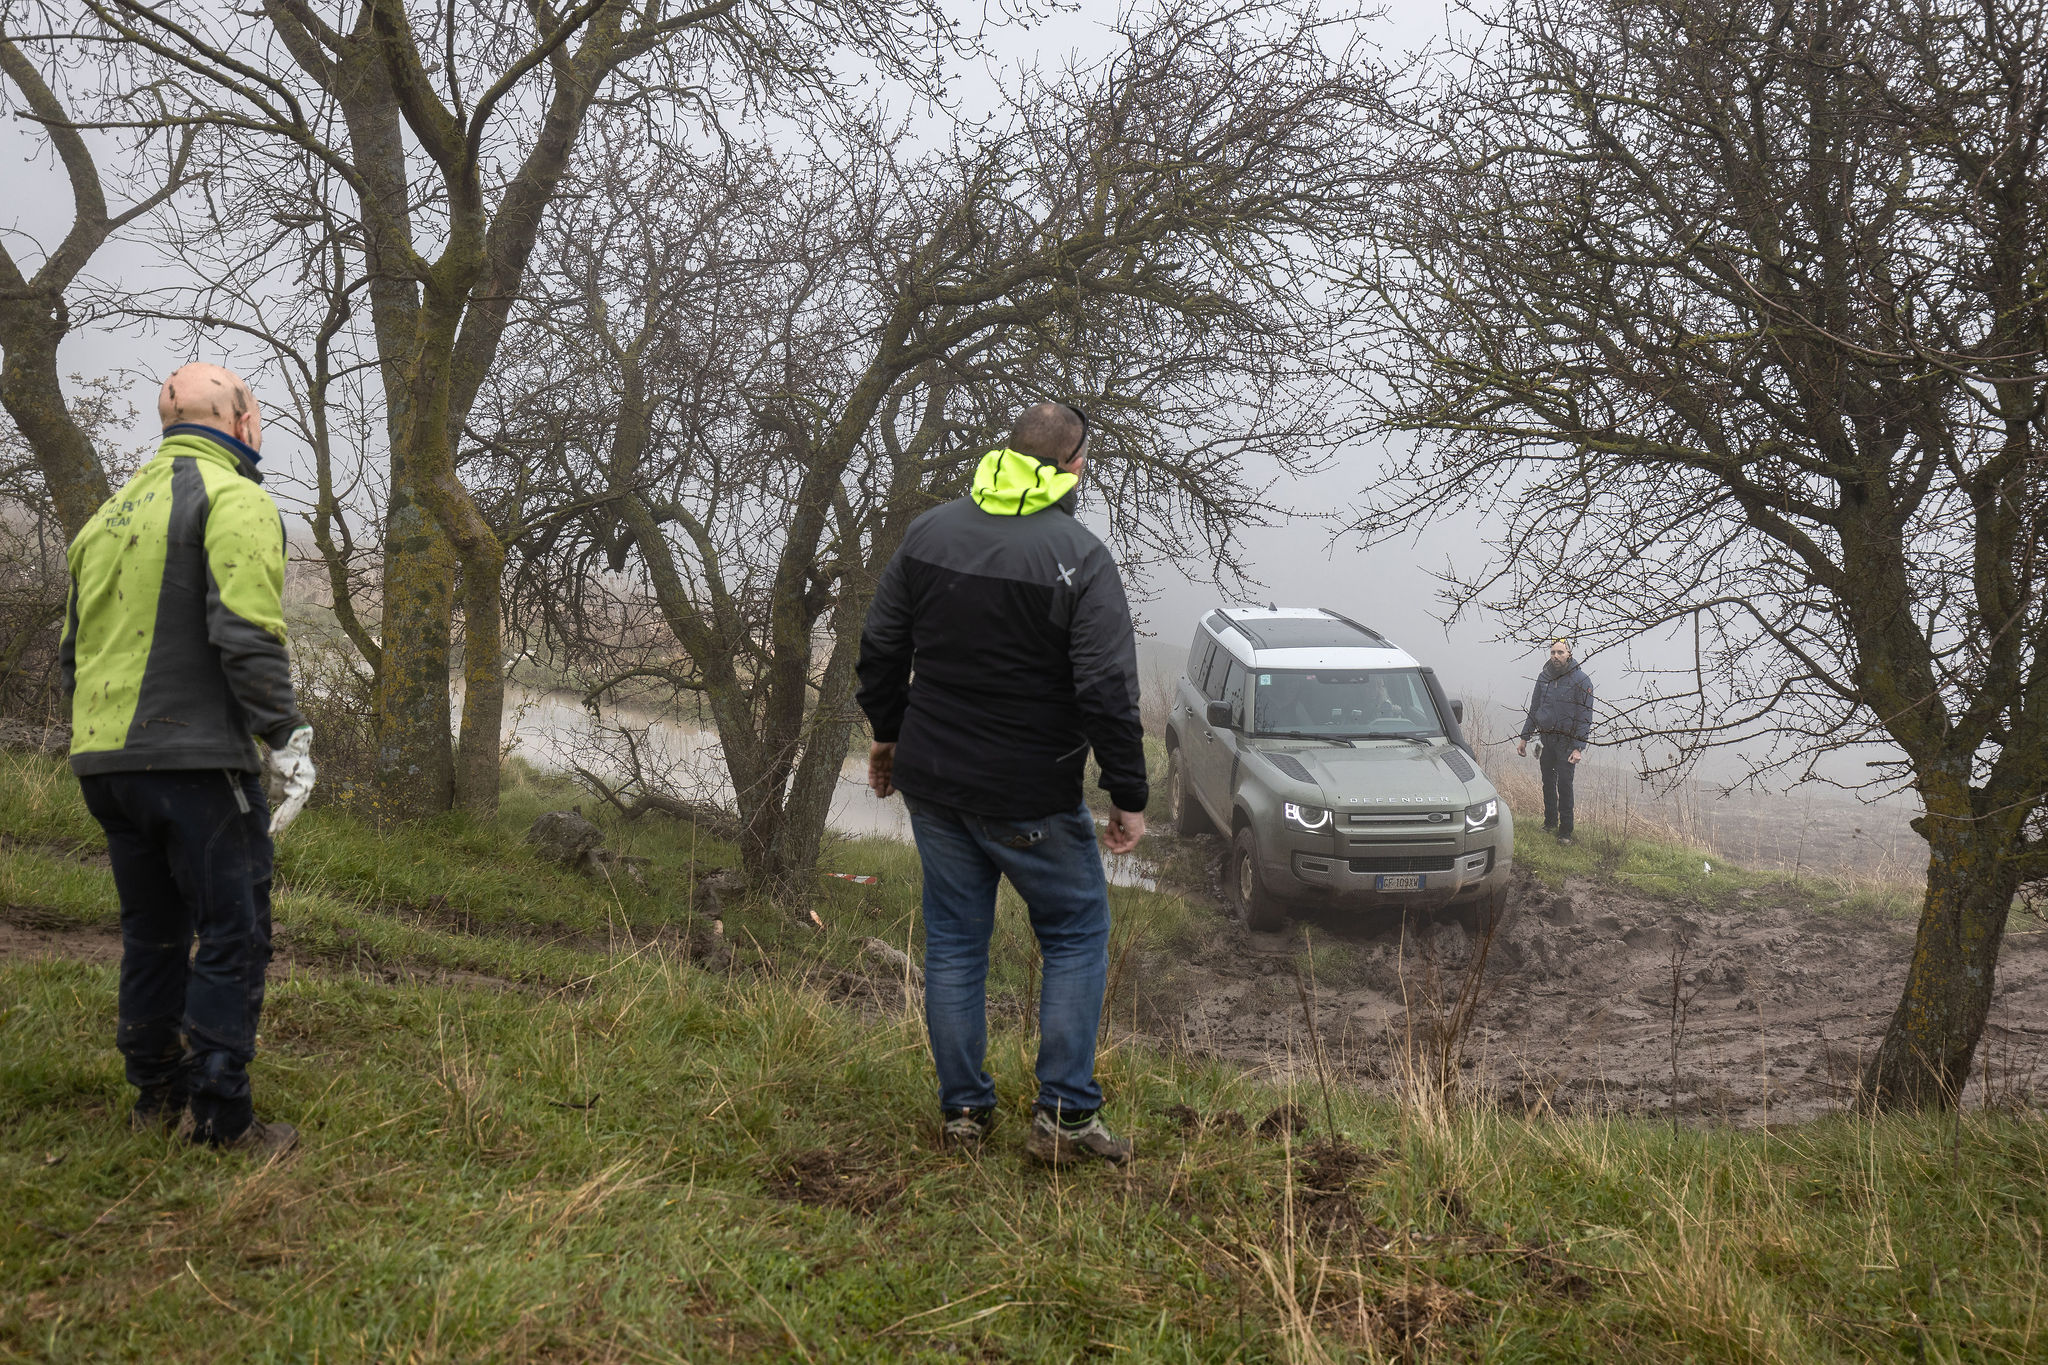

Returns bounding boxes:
[244,0,727,819]
[1864,803,2026,1109]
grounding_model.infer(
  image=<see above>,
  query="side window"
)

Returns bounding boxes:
[1200,643,1232,701]
[1187,630,1215,690]
[1222,659,1249,727]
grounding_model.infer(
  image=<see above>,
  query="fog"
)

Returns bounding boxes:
[2,0,1917,821]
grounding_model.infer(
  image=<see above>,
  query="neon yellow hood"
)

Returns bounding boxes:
[970,448,1078,515]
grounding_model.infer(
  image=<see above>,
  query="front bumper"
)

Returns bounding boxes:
[1287,845,1504,904]
[1264,806,1513,908]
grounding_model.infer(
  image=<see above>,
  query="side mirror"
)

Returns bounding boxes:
[1205,699,1234,729]
[1451,699,1466,724]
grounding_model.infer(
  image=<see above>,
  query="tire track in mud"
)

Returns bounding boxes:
[1152,858,2048,1124]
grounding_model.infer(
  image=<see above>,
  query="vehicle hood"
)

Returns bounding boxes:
[1258,742,1482,808]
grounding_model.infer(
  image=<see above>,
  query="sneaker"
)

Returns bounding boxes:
[1555,831,1574,845]
[1542,818,1557,831]
[207,1118,299,1158]
[1025,1107,1132,1166]
[129,1087,188,1134]
[939,1106,997,1149]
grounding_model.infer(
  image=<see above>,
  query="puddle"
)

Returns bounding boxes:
[492,686,1157,888]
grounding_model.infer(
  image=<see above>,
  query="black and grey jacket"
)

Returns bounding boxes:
[856,451,1149,818]
[1520,658,1594,752]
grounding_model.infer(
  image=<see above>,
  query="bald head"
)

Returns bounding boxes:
[160,363,262,452]
[1007,401,1089,471]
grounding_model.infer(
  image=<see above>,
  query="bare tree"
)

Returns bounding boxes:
[485,0,1382,896]
[0,8,189,538]
[87,0,957,819]
[1351,0,2048,1109]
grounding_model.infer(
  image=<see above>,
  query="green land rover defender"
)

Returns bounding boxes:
[1164,607,1514,931]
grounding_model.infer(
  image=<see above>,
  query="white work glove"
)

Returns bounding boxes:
[266,725,317,837]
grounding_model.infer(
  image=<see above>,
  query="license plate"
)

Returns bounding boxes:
[1376,873,1424,891]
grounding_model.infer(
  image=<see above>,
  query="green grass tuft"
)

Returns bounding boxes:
[4,749,2040,1362]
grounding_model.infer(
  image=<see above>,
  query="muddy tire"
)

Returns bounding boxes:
[1228,826,1287,932]
[1460,886,1510,937]
[1167,747,1212,837]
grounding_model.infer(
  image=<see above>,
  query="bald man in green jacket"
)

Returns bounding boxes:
[60,363,314,1153]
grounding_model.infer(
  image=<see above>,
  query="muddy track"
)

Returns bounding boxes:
[0,903,549,995]
[1149,847,2048,1124]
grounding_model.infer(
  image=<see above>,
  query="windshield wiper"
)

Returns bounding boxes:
[1260,731,1354,747]
[1353,732,1438,746]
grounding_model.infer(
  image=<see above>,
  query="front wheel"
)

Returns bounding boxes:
[1228,826,1287,932]
[1167,747,1211,837]
[1460,885,1511,937]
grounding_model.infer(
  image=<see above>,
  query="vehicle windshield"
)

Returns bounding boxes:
[1250,668,1445,740]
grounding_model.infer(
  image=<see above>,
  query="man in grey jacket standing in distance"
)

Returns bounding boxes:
[1517,637,1594,844]
[856,401,1146,1165]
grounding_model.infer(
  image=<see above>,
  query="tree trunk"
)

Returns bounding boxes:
[1862,812,2021,1110]
[763,582,873,899]
[453,553,506,816]
[712,688,788,891]
[371,478,458,819]
[0,320,110,539]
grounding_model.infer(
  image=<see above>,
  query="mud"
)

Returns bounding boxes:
[1151,857,2048,1124]
[0,903,544,995]
[764,1147,907,1214]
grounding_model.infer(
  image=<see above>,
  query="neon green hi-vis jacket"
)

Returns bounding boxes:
[59,427,306,775]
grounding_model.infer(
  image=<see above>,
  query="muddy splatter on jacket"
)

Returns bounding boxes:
[59,426,305,774]
[856,448,1149,818]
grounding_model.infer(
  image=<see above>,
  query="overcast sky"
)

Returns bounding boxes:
[0,2,1909,796]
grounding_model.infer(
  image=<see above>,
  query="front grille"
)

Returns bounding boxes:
[1349,856,1456,874]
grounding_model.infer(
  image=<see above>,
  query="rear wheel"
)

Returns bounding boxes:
[1167,747,1211,837]
[1228,826,1287,932]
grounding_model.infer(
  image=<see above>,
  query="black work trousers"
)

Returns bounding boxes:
[79,768,273,1141]
[1537,737,1578,835]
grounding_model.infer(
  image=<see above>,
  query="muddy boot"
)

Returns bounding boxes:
[207,1118,299,1158]
[939,1106,997,1150]
[1025,1107,1132,1166]
[129,1085,188,1135]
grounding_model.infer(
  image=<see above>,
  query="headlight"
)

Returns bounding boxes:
[1465,798,1498,832]
[1284,802,1332,831]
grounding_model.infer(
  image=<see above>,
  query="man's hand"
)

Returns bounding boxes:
[868,741,897,798]
[1516,738,1527,757]
[267,725,316,836]
[1568,748,1583,765]
[1102,807,1145,855]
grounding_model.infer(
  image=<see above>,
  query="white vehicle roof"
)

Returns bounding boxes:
[1205,607,1421,670]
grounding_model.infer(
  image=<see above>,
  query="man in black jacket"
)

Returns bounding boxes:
[1517,638,1594,843]
[857,402,1145,1166]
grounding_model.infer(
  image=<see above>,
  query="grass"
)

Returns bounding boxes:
[5,751,2044,1362]
[1500,773,1924,921]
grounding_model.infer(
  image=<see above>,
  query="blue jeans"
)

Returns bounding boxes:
[904,796,1110,1115]
[79,769,273,1141]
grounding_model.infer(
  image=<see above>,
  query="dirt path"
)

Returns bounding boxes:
[14,864,2045,1127]
[0,904,546,996]
[1150,858,2048,1124]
